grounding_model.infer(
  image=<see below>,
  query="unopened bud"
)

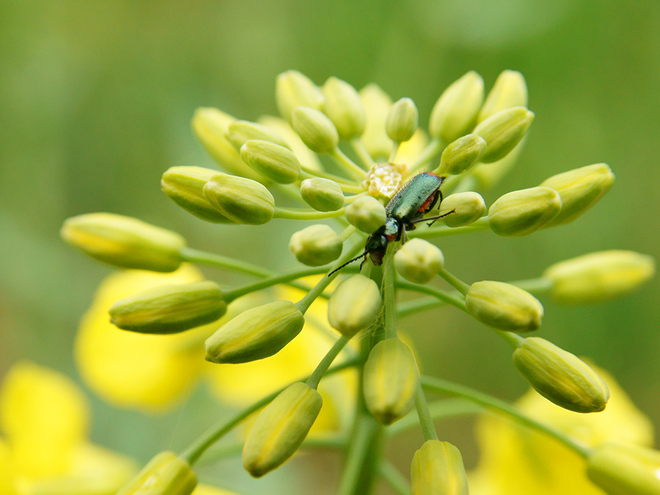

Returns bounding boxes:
[291,106,339,153]
[513,337,609,412]
[474,106,534,163]
[540,163,615,226]
[587,442,660,495]
[543,250,656,304]
[240,140,301,184]
[203,174,275,225]
[429,71,484,143]
[300,178,345,212]
[289,224,343,266]
[466,281,543,332]
[61,213,185,272]
[345,196,387,234]
[243,382,322,478]
[488,186,562,236]
[108,281,226,334]
[116,451,196,495]
[227,120,289,150]
[205,300,305,364]
[359,84,394,160]
[363,338,419,425]
[478,70,528,123]
[394,239,444,284]
[328,275,382,338]
[276,70,324,123]
[411,440,468,495]
[437,133,487,176]
[438,192,486,227]
[386,98,419,143]
[321,76,366,140]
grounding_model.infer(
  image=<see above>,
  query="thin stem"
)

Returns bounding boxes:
[388,398,483,437]
[339,225,358,242]
[350,138,376,169]
[388,142,401,163]
[414,382,439,441]
[407,217,490,239]
[337,414,383,495]
[307,336,350,389]
[397,296,447,318]
[331,147,368,181]
[410,138,443,172]
[295,270,337,314]
[395,281,467,311]
[181,247,273,278]
[300,165,359,186]
[437,265,471,296]
[274,206,346,220]
[495,329,525,349]
[382,250,397,340]
[509,276,554,295]
[378,461,410,495]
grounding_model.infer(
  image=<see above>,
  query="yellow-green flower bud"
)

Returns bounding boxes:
[429,71,484,143]
[394,238,444,284]
[243,382,322,478]
[411,440,469,495]
[300,177,345,212]
[438,192,486,227]
[477,70,528,123]
[512,337,609,413]
[203,174,275,225]
[276,70,324,123]
[291,106,339,154]
[227,120,289,150]
[240,140,301,184]
[116,451,196,495]
[161,166,236,223]
[328,274,382,338]
[543,250,656,304]
[539,163,615,226]
[437,133,487,176]
[466,281,543,332]
[488,186,562,236]
[345,196,387,234]
[205,300,305,363]
[289,224,343,266]
[359,83,393,161]
[108,281,226,334]
[61,213,185,272]
[386,97,419,143]
[363,338,419,425]
[321,76,366,140]
[191,107,262,181]
[587,442,660,495]
[474,106,535,163]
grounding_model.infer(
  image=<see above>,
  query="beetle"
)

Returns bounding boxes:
[329,172,453,275]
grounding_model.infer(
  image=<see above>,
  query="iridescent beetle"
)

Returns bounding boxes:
[330,172,453,275]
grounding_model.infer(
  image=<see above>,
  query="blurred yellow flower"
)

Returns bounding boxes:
[0,361,137,494]
[469,366,654,495]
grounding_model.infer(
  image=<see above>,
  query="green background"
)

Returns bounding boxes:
[1,0,658,493]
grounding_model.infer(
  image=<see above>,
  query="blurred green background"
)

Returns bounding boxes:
[1,0,658,492]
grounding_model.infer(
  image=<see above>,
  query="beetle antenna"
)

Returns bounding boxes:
[409,209,456,227]
[327,252,368,277]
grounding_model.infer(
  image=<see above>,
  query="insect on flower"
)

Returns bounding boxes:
[330,172,453,275]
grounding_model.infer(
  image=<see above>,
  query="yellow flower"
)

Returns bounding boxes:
[0,361,137,494]
[469,366,654,495]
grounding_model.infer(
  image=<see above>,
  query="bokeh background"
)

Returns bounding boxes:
[1,0,658,493]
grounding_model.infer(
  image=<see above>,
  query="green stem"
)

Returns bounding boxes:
[274,206,346,220]
[388,398,482,436]
[395,281,466,311]
[331,147,368,181]
[350,138,376,169]
[437,265,471,296]
[407,217,490,239]
[300,165,359,186]
[307,336,350,389]
[414,382,439,441]
[382,250,397,340]
[496,329,525,349]
[410,138,443,172]
[388,142,401,163]
[337,413,383,495]
[295,270,337,314]
[378,461,410,495]
[181,247,274,278]
[396,296,447,318]
[509,276,554,295]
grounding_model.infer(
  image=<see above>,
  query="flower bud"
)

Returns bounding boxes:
[61,213,185,272]
[359,83,393,160]
[291,106,339,153]
[512,337,609,413]
[540,163,615,226]
[437,133,487,176]
[473,106,534,163]
[394,239,444,284]
[240,140,301,184]
[543,250,656,304]
[488,186,562,236]
[300,177,345,212]
[116,451,196,495]
[411,440,469,495]
[477,70,528,123]
[429,71,484,143]
[363,338,419,425]
[203,174,275,225]
[108,281,226,334]
[161,166,236,223]
[227,120,289,150]
[328,275,382,338]
[205,300,305,363]
[345,196,387,234]
[289,224,343,266]
[386,97,419,143]
[466,281,543,332]
[587,442,660,495]
[321,76,366,139]
[276,70,324,123]
[191,107,262,181]
[243,382,322,478]
[437,192,486,227]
